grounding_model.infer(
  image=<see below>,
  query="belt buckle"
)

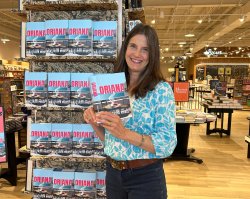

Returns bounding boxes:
[111,159,127,170]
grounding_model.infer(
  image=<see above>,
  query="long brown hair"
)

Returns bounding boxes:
[115,24,164,98]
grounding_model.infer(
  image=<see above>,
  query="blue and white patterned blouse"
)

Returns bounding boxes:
[104,81,177,160]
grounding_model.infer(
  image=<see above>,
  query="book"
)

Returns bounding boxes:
[25,71,47,107]
[72,124,94,157]
[0,133,6,163]
[45,20,68,56]
[93,133,105,158]
[96,170,106,199]
[48,72,71,107]
[68,19,92,56]
[93,21,117,57]
[32,168,53,199]
[70,73,93,108]
[53,169,75,199]
[89,72,132,121]
[26,22,46,56]
[51,123,73,156]
[30,123,51,156]
[74,170,96,199]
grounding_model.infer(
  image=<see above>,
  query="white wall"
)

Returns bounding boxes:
[0,41,20,60]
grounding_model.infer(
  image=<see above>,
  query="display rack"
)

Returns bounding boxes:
[22,0,122,198]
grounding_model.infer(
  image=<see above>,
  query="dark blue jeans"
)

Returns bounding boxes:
[106,159,167,199]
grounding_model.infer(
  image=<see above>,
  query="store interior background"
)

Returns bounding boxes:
[0,1,250,198]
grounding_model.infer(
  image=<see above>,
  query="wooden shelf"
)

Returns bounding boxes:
[126,8,145,24]
[24,0,117,11]
[25,56,116,62]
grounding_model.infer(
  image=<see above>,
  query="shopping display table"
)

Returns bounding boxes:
[167,111,216,164]
[245,116,250,158]
[0,117,27,186]
[202,103,242,137]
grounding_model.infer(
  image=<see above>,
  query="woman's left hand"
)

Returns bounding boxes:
[96,111,127,140]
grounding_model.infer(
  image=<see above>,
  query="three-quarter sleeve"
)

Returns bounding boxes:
[150,82,177,158]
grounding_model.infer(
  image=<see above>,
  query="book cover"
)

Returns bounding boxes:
[0,133,6,163]
[53,169,75,199]
[45,20,68,56]
[72,124,94,157]
[51,123,73,156]
[93,133,105,158]
[93,21,117,57]
[33,168,53,199]
[89,72,132,121]
[26,22,46,56]
[96,170,106,199]
[30,123,51,156]
[74,170,96,199]
[68,19,92,56]
[70,73,93,108]
[48,72,70,107]
[25,71,47,107]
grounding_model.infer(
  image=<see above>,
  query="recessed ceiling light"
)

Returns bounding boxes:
[185,33,195,37]
[197,19,203,24]
[151,19,155,24]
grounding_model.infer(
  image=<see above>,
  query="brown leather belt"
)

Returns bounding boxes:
[106,156,159,170]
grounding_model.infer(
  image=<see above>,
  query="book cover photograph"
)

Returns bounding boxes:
[89,72,132,121]
[48,72,71,107]
[53,169,75,199]
[45,20,68,56]
[30,123,52,156]
[68,19,92,56]
[26,22,46,56]
[51,123,73,156]
[25,71,47,107]
[70,73,93,108]
[96,170,106,199]
[32,168,53,199]
[93,21,117,57]
[72,124,94,157]
[0,133,6,163]
[74,170,96,199]
[93,133,105,158]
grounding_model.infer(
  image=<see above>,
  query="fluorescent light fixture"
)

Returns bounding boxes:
[178,41,186,45]
[1,38,10,44]
[185,33,195,37]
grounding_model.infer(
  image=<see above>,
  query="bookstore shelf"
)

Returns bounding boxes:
[126,7,145,24]
[25,56,116,62]
[24,0,117,11]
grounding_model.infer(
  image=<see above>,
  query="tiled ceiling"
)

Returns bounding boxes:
[143,0,250,58]
[0,0,250,60]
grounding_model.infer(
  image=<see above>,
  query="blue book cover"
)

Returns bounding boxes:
[96,170,106,199]
[51,123,73,156]
[25,71,47,107]
[26,22,46,56]
[68,19,92,56]
[48,72,71,107]
[53,169,75,199]
[33,168,53,199]
[70,72,93,108]
[72,124,94,157]
[45,20,68,56]
[74,170,96,199]
[30,123,51,156]
[0,133,6,163]
[93,21,117,57]
[89,72,132,121]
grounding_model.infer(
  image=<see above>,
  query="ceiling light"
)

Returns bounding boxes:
[151,19,155,24]
[205,44,209,47]
[197,19,203,24]
[185,33,195,37]
[1,38,10,44]
[239,15,246,22]
[179,44,183,48]
[164,47,169,52]
[238,37,242,40]
[178,42,186,45]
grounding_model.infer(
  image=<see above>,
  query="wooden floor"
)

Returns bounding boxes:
[0,110,249,199]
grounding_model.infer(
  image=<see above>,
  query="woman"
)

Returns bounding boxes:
[83,24,177,199]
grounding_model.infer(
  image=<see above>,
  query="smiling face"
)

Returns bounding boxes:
[125,34,149,75]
